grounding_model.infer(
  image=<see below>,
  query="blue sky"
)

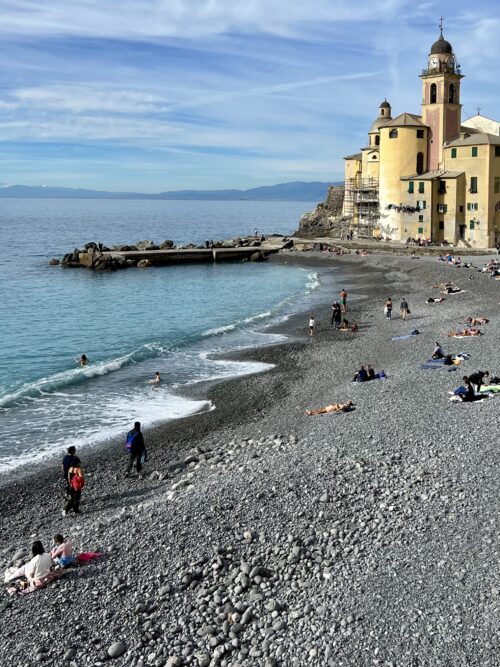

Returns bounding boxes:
[0,0,498,192]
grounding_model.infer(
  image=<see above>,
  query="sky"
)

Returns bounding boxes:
[0,0,499,192]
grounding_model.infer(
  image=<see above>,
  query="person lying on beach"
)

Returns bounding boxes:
[77,354,89,366]
[306,400,353,416]
[5,541,63,594]
[442,287,463,294]
[427,297,445,303]
[50,534,74,568]
[465,317,489,326]
[148,372,161,384]
[459,377,484,402]
[432,342,444,359]
[447,328,482,337]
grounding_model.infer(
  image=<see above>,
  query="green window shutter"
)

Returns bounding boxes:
[422,200,426,209]
[451,148,457,158]
[418,182,424,193]
[472,147,478,157]
[467,203,471,211]
[418,227,424,235]
[469,220,475,230]
[408,181,414,193]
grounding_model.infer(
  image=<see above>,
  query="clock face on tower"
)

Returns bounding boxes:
[429,56,439,70]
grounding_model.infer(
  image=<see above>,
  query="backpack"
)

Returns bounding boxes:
[124,430,138,454]
[70,471,85,491]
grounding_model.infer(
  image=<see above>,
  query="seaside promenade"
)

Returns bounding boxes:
[0,250,498,666]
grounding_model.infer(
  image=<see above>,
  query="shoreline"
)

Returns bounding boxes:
[1,250,499,665]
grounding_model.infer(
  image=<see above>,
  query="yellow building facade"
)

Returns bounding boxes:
[343,29,500,247]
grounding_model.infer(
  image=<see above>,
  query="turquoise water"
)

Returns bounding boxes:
[0,199,329,472]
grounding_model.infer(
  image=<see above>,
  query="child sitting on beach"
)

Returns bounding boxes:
[50,534,74,568]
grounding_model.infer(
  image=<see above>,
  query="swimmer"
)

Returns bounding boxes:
[78,354,89,367]
[148,372,161,384]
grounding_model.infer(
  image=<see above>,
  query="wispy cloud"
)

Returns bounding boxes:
[0,0,499,190]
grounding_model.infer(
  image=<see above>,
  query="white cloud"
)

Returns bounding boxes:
[0,0,410,39]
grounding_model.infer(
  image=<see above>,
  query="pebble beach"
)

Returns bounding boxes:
[0,251,499,667]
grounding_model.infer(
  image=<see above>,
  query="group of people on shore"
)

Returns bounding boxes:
[384,297,410,320]
[5,535,74,594]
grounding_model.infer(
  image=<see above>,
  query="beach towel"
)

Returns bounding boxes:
[479,385,500,394]
[391,330,420,341]
[77,552,101,563]
[448,333,482,339]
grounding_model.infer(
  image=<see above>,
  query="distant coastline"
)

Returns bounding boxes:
[0,180,339,202]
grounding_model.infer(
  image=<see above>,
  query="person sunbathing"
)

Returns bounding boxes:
[465,317,489,326]
[442,286,463,294]
[306,400,353,416]
[448,328,482,337]
[427,297,445,303]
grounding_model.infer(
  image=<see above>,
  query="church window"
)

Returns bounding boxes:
[418,180,425,193]
[416,153,424,175]
[439,221,445,230]
[495,147,500,156]
[451,148,457,158]
[375,135,380,146]
[417,129,424,139]
[448,83,455,104]
[471,147,478,157]
[408,181,414,193]
[372,155,377,159]
[430,83,437,104]
[495,177,500,194]
[389,129,398,139]
[470,177,478,193]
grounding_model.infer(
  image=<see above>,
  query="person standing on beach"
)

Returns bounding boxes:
[125,421,146,477]
[384,297,393,320]
[309,315,315,336]
[340,289,347,313]
[61,446,77,498]
[331,301,341,327]
[400,297,409,320]
[64,457,84,516]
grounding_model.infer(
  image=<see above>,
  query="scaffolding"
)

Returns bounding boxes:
[344,177,380,234]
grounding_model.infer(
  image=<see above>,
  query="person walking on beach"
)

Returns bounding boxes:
[340,289,347,313]
[125,421,146,477]
[64,457,84,516]
[309,315,315,336]
[400,297,409,320]
[61,446,77,498]
[384,297,393,320]
[331,301,341,327]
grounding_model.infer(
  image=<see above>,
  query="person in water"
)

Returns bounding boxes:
[148,372,161,384]
[78,354,89,366]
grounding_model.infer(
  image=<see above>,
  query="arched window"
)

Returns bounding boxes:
[430,83,437,104]
[416,152,424,175]
[448,83,455,104]
[375,135,380,146]
[389,129,398,139]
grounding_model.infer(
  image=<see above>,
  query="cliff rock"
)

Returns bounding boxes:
[294,185,347,237]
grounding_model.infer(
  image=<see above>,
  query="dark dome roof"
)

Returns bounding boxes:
[380,100,391,109]
[431,34,453,55]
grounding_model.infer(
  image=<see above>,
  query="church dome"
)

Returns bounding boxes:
[380,100,391,109]
[369,116,391,133]
[430,33,453,54]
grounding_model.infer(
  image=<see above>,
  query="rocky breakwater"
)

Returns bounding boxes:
[295,185,347,238]
[51,237,278,271]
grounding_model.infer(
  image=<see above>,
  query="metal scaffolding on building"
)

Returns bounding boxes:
[344,177,380,234]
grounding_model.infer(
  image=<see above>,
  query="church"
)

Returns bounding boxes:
[342,27,500,248]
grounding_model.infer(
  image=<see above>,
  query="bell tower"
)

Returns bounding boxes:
[420,21,463,170]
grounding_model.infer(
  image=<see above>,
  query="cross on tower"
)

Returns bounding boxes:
[439,16,444,35]
[477,107,481,116]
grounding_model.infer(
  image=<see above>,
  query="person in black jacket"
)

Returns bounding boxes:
[125,421,146,477]
[468,370,489,392]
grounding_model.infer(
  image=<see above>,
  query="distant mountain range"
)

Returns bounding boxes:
[0,181,337,202]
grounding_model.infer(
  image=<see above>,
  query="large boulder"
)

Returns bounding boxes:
[159,239,174,249]
[135,240,159,251]
[137,259,152,268]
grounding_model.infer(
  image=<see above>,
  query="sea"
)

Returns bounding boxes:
[0,198,338,473]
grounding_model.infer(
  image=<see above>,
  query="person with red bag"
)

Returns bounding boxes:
[63,457,85,516]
